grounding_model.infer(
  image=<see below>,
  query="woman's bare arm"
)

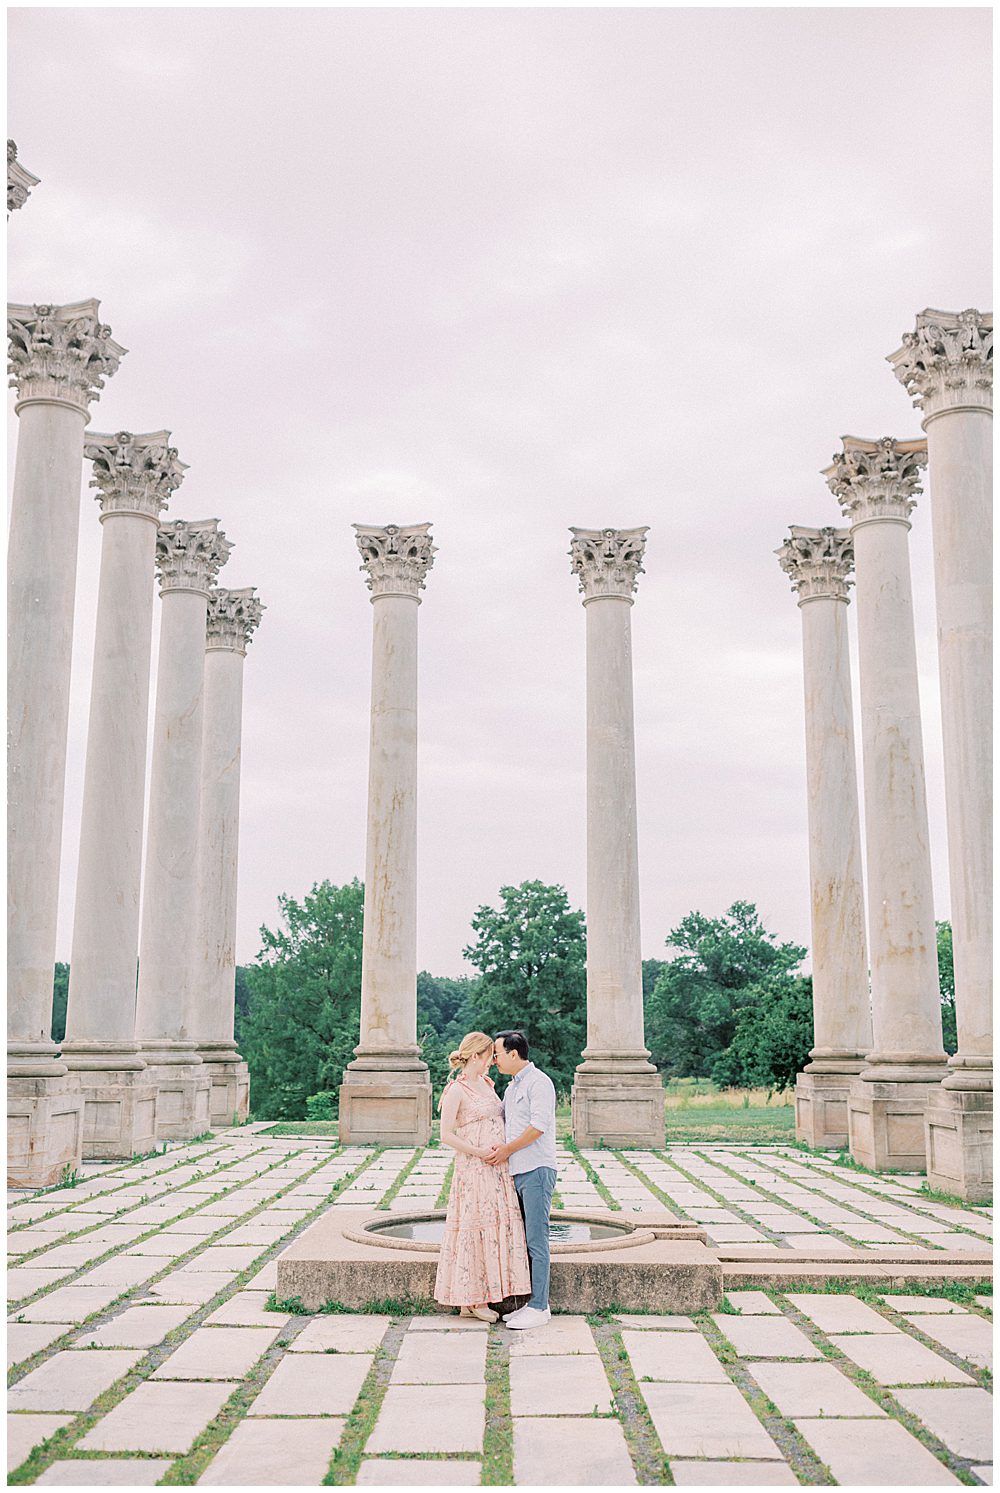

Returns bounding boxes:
[439,1084,488,1159]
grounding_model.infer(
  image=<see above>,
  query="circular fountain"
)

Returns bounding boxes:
[346,1210,651,1253]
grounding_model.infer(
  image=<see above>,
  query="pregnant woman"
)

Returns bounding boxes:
[434,1031,531,1321]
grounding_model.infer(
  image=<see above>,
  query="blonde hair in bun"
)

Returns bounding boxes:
[438,1031,494,1108]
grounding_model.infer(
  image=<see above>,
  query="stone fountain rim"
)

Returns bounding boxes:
[343,1208,657,1255]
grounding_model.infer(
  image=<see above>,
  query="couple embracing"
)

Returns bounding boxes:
[434,1030,556,1329]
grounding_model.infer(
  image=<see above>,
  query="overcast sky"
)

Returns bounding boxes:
[8,7,992,977]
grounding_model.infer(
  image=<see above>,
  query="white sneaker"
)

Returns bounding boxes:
[505,1306,551,1330]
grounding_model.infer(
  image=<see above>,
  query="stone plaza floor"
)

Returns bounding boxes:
[7,1127,993,1485]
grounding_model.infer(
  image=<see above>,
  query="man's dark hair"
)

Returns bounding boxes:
[495,1030,529,1061]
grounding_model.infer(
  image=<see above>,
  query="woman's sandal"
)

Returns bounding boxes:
[460,1306,499,1323]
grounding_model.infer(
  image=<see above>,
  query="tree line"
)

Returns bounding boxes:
[49,883,957,1122]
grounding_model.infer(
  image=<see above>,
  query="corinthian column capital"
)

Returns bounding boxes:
[888,308,993,422]
[206,587,265,654]
[7,140,40,214]
[85,431,187,522]
[776,526,854,605]
[156,520,233,597]
[569,526,648,602]
[7,299,127,413]
[354,523,435,599]
[823,436,927,526]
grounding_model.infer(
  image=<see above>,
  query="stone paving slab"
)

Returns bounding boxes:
[829,1331,975,1385]
[724,1291,781,1315]
[8,1347,145,1411]
[367,1383,486,1454]
[407,1315,488,1331]
[287,1315,391,1352]
[510,1353,613,1415]
[7,1322,72,1366]
[513,1414,637,1484]
[904,1313,993,1368]
[622,1329,727,1383]
[507,1315,597,1354]
[614,1313,697,1330]
[204,1294,291,1328]
[248,1352,373,1415]
[892,1387,994,1461]
[78,1305,181,1349]
[75,1254,167,1288]
[883,1294,969,1313]
[198,1415,345,1483]
[788,1293,900,1333]
[153,1325,280,1379]
[7,1414,75,1472]
[749,1360,887,1417]
[640,1382,783,1460]
[36,1459,175,1484]
[794,1416,959,1485]
[77,1380,234,1453]
[713,1314,822,1359]
[149,1269,240,1303]
[7,1267,76,1299]
[357,1458,482,1485]
[173,1245,262,1271]
[671,1465,799,1486]
[392,1330,487,1384]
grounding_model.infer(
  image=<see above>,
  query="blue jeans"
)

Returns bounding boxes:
[513,1166,557,1310]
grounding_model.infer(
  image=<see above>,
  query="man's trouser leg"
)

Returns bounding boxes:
[514,1166,557,1310]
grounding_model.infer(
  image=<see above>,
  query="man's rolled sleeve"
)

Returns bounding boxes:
[527,1073,556,1133]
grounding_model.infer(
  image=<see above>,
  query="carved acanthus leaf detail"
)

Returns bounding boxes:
[206,587,265,653]
[888,308,993,419]
[569,526,648,601]
[7,299,126,411]
[823,436,927,525]
[776,525,854,604]
[354,523,435,599]
[156,520,233,595]
[85,431,187,519]
[7,140,40,214]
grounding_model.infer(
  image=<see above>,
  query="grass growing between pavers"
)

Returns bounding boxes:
[7,1147,383,1481]
[326,1326,406,1485]
[588,1316,674,1485]
[778,1295,985,1485]
[789,1277,992,1309]
[481,1325,514,1485]
[377,1147,425,1210]
[267,1293,439,1317]
[613,1152,693,1221]
[696,1312,834,1486]
[564,1140,622,1210]
[665,1106,795,1145]
[435,1160,454,1210]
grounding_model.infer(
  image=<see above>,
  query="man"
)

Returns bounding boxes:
[485,1030,557,1329]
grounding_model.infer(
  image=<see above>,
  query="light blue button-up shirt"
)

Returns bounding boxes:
[502,1062,558,1176]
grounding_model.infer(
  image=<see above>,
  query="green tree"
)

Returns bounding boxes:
[463,880,587,1097]
[713,974,813,1092]
[646,901,806,1079]
[51,962,69,1044]
[937,920,957,1054]
[417,971,480,1103]
[239,879,365,1119]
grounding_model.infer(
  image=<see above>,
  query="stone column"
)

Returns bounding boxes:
[8,140,40,214]
[339,523,435,1146]
[195,587,264,1125]
[568,527,664,1149]
[7,301,125,1187]
[889,308,993,1200]
[776,526,872,1148]
[136,519,232,1140]
[61,433,186,1158]
[824,436,948,1170]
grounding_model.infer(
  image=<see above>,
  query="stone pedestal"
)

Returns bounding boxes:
[826,438,948,1170]
[890,308,993,1200]
[62,432,186,1158]
[195,590,263,1126]
[8,1073,84,1188]
[6,300,124,1186]
[777,527,872,1150]
[339,526,436,1147]
[567,528,663,1150]
[136,520,232,1141]
[924,1083,993,1203]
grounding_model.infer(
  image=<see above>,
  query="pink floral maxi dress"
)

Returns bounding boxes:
[434,1078,532,1306]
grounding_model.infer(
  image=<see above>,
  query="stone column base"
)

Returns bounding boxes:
[143,1061,212,1141]
[74,1068,158,1160]
[571,1065,664,1149]
[795,1069,861,1150]
[8,1073,84,1187]
[200,1055,250,1126]
[847,1073,943,1172]
[924,1085,993,1203]
[339,1061,432,1146]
